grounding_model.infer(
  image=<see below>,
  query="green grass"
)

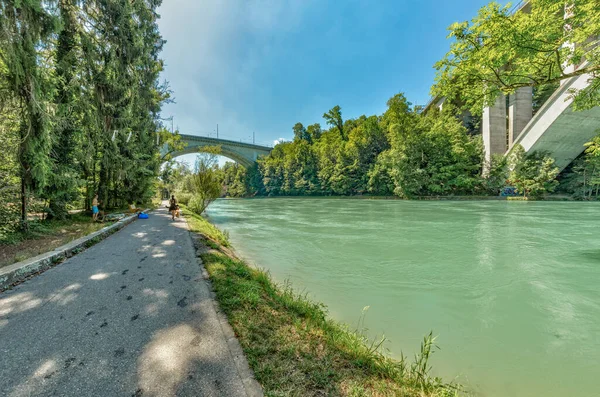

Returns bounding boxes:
[0,213,115,268]
[183,211,461,397]
[1,213,108,244]
[180,205,230,247]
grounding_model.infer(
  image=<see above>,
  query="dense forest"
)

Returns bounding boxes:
[210,95,600,201]
[0,0,179,240]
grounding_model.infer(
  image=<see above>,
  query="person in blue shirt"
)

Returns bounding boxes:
[92,193,100,222]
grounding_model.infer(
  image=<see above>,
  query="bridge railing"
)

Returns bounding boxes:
[181,132,275,148]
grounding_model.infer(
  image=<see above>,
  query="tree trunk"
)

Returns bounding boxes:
[583,167,586,198]
[99,157,109,213]
[19,122,28,227]
[92,151,97,209]
[589,167,596,199]
[21,176,26,223]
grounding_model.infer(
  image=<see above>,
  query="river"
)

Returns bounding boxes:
[205,198,600,397]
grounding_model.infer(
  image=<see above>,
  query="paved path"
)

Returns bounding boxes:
[0,207,254,397]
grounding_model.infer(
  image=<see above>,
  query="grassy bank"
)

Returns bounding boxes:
[182,208,460,396]
[222,194,575,201]
[0,214,116,269]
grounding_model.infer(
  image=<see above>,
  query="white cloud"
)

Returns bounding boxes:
[273,138,287,146]
[157,1,314,140]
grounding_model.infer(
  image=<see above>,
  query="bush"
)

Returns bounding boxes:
[189,195,210,215]
[0,198,20,242]
[508,145,559,198]
[176,192,192,206]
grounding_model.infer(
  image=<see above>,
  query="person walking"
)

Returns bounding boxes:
[92,193,100,222]
[169,195,178,221]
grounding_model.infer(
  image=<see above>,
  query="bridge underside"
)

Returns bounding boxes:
[170,145,255,167]
[521,107,600,171]
[511,70,600,172]
[162,135,272,167]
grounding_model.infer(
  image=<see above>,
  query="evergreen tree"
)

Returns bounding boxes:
[0,1,57,225]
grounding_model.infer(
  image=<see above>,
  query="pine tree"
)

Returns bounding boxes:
[0,1,58,226]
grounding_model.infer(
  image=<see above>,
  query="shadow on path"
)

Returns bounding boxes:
[0,207,248,397]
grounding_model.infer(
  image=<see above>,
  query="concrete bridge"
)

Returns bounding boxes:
[425,0,599,172]
[161,134,273,167]
[428,71,599,172]
[493,65,600,171]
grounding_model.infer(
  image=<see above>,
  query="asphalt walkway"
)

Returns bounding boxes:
[0,206,254,397]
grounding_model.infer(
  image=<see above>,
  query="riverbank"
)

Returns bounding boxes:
[221,194,577,201]
[182,206,460,396]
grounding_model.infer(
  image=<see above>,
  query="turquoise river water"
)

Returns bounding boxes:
[206,198,600,397]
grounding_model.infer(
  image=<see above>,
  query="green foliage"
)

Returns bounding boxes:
[0,92,20,239]
[379,110,484,198]
[160,130,187,162]
[484,154,510,195]
[306,123,322,142]
[188,195,209,216]
[181,153,222,215]
[233,95,493,198]
[508,145,560,198]
[176,192,192,206]
[323,105,345,140]
[0,0,57,225]
[532,82,561,114]
[45,0,82,220]
[292,122,311,143]
[0,0,169,235]
[217,162,248,197]
[580,134,600,198]
[433,0,600,114]
[558,133,600,199]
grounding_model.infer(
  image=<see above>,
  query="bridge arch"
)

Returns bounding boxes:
[161,134,272,167]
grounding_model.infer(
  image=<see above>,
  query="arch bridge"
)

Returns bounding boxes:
[161,134,273,167]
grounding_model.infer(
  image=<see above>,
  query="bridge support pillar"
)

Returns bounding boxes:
[483,94,507,166]
[508,87,533,147]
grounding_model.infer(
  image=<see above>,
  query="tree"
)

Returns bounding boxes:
[246,92,490,199]
[306,123,322,142]
[380,109,483,198]
[0,0,169,237]
[323,105,345,139]
[159,130,186,162]
[0,0,57,226]
[508,145,559,198]
[187,149,223,214]
[484,154,509,195]
[381,93,415,133]
[0,56,20,238]
[46,0,83,219]
[562,133,600,199]
[433,0,600,114]
[218,162,248,197]
[292,122,310,143]
[245,162,264,196]
[581,135,600,198]
[79,0,169,209]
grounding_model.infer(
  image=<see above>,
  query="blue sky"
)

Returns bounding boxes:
[157,0,501,165]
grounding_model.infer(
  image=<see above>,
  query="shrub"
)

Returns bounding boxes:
[177,192,192,206]
[189,195,211,215]
[508,145,559,198]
